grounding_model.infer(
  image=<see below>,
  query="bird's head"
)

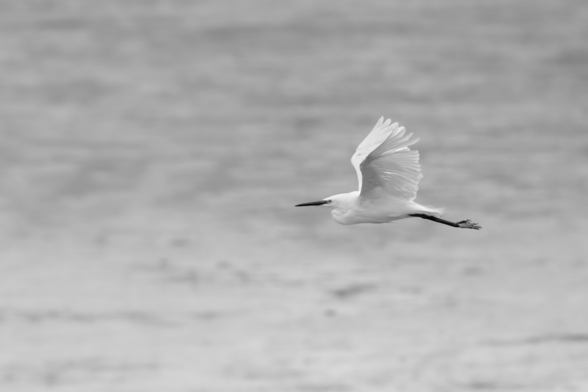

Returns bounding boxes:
[295,193,354,210]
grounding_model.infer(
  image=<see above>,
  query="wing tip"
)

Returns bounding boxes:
[375,116,385,128]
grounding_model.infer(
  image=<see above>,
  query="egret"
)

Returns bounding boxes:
[295,117,481,230]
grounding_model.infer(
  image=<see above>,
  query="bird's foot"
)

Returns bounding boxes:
[457,219,482,230]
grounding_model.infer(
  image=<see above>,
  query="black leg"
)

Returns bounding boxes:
[409,214,481,230]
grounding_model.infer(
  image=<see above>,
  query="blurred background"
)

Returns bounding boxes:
[1,0,588,391]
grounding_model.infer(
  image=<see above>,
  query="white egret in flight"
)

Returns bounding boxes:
[296,117,481,229]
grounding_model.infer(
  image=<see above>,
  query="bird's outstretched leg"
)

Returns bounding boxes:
[409,214,481,230]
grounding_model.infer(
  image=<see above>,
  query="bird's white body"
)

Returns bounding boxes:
[327,191,441,225]
[296,117,480,230]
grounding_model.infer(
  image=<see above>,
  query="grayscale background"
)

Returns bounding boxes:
[1,1,588,391]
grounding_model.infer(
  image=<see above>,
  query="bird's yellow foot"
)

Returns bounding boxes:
[457,219,481,230]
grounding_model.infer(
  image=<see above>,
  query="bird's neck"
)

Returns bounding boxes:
[329,191,361,225]
[333,191,360,206]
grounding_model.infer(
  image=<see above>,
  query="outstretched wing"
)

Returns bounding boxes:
[351,117,396,192]
[351,117,423,201]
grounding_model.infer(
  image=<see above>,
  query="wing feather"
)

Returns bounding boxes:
[351,117,423,201]
[351,117,400,191]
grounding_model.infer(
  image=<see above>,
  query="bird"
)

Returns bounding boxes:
[295,117,481,230]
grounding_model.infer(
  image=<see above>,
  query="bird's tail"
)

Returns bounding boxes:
[411,202,445,217]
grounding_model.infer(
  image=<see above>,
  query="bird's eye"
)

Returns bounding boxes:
[327,200,332,203]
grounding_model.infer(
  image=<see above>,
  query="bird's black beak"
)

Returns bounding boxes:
[295,200,329,207]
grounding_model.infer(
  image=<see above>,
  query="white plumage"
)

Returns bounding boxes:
[352,117,422,199]
[296,117,481,230]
